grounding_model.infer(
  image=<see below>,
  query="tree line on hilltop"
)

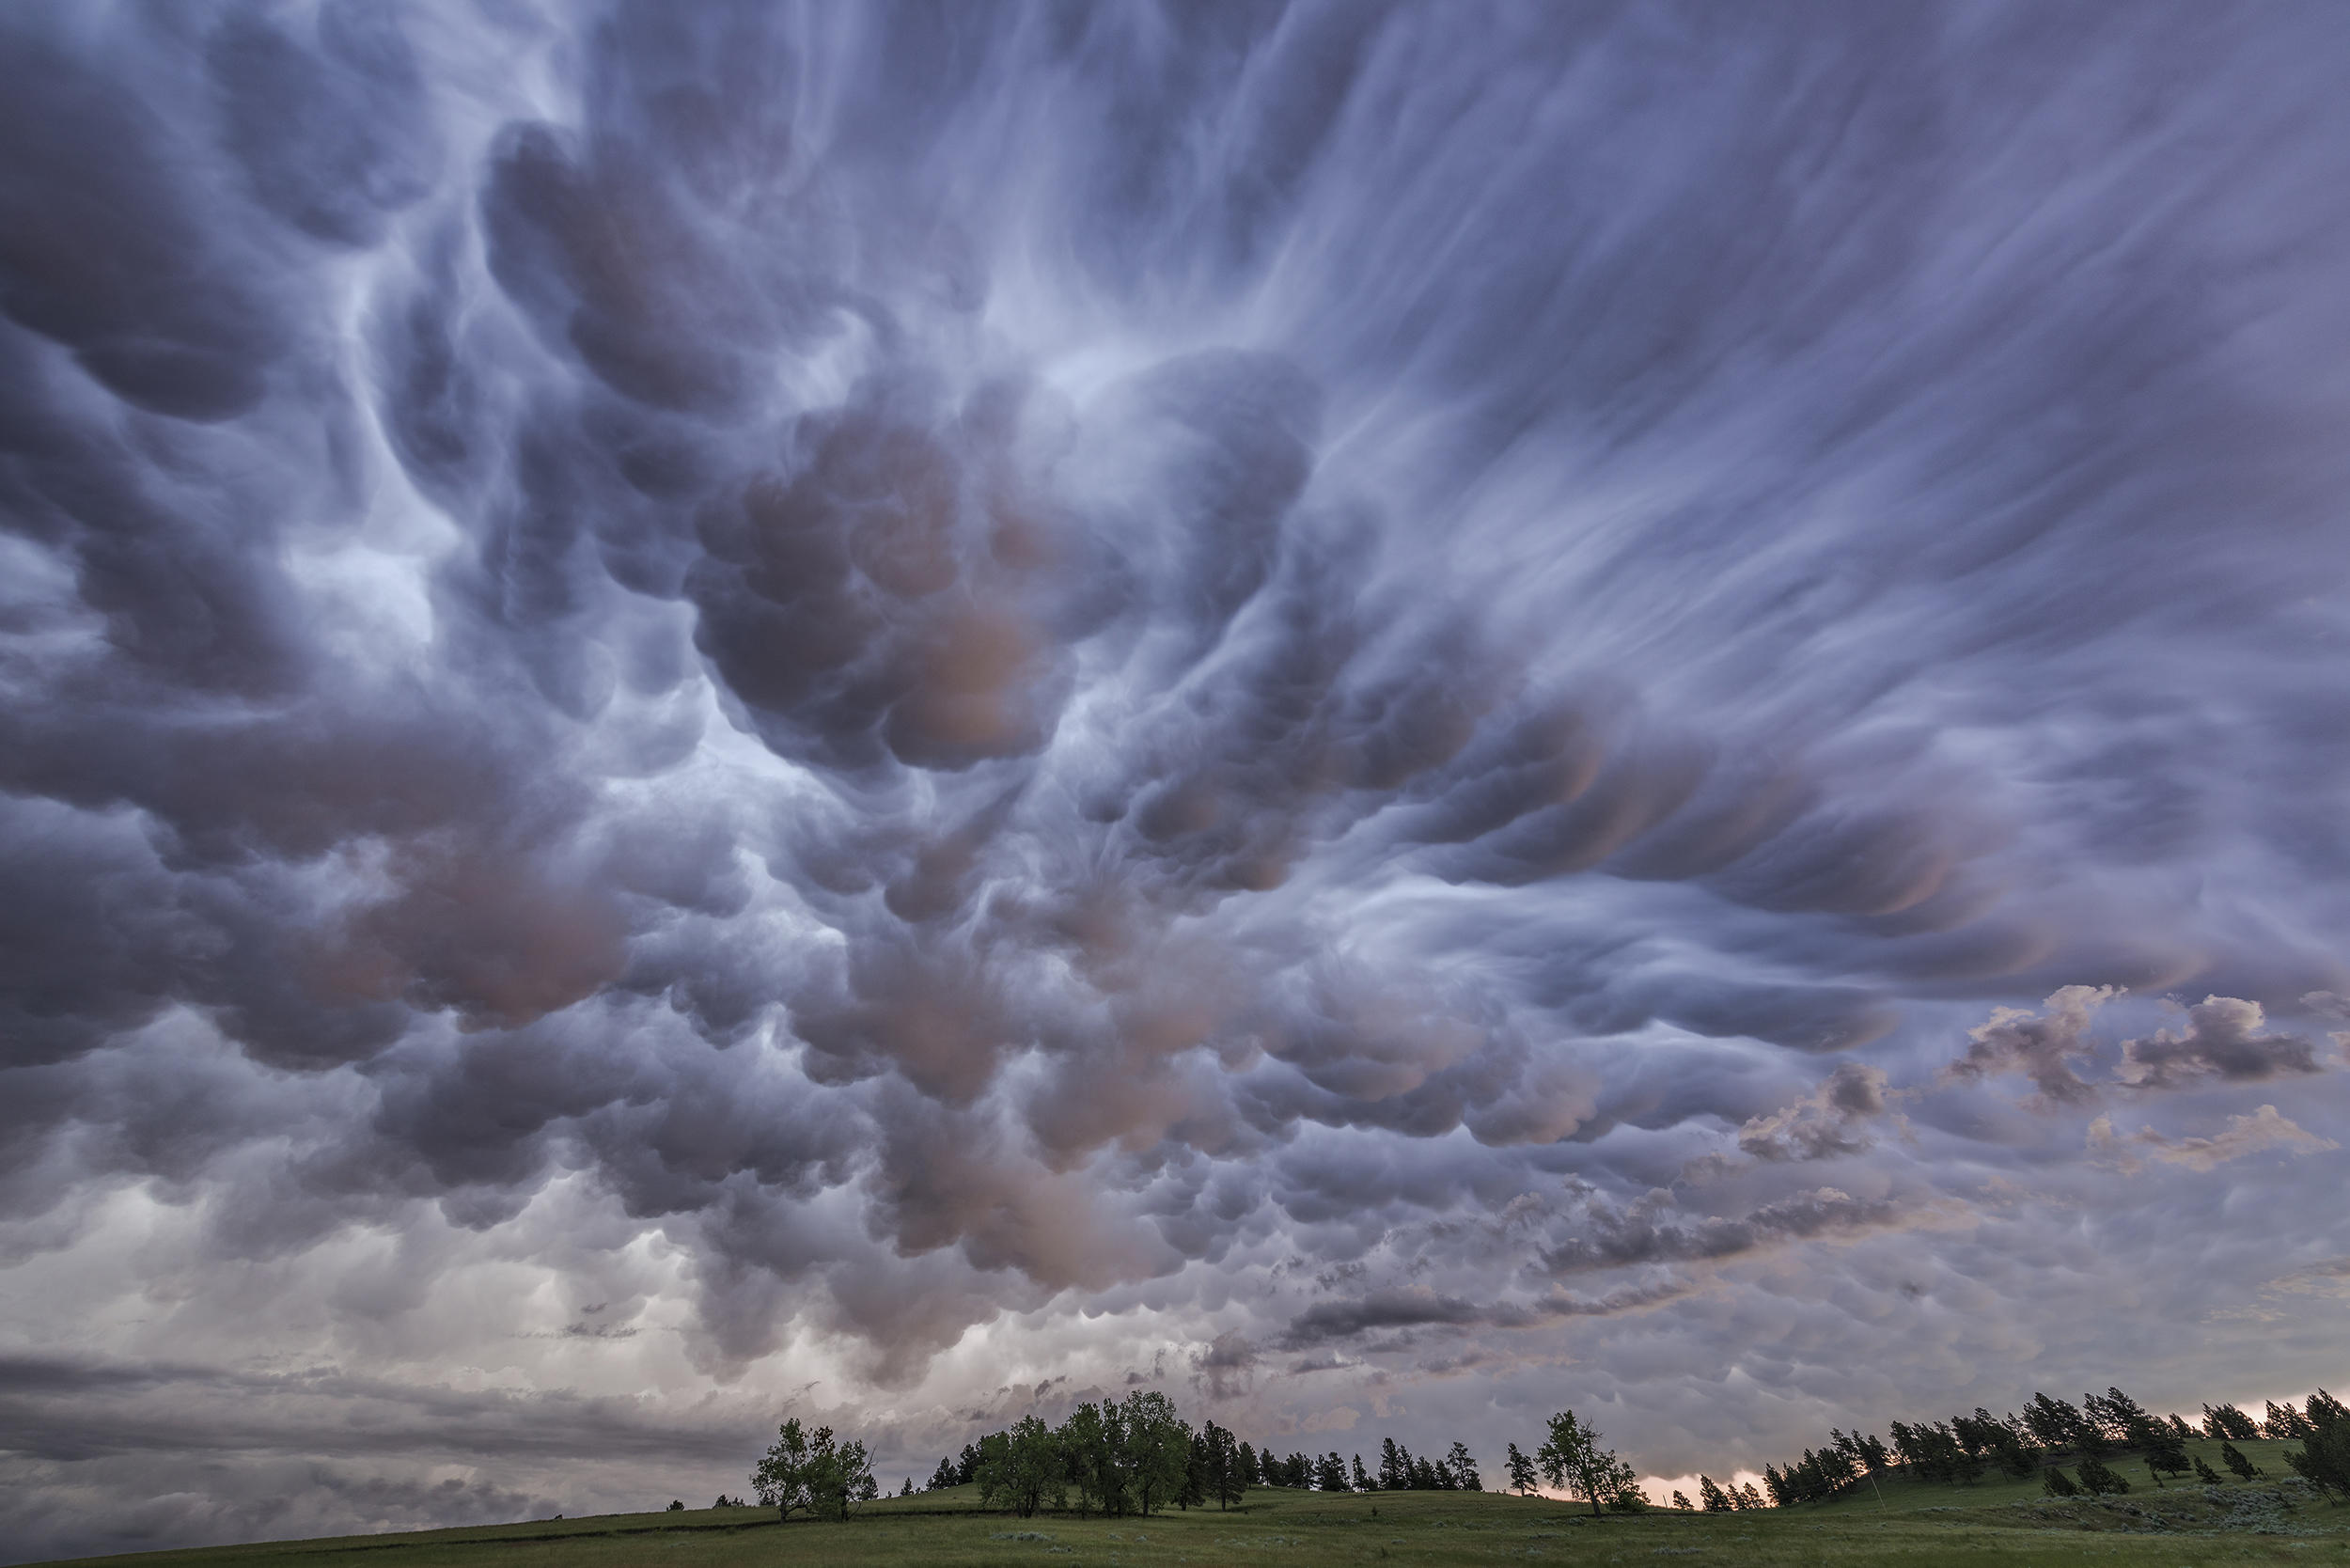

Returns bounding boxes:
[753,1394,1654,1522]
[1752,1386,2350,1509]
[745,1382,2350,1524]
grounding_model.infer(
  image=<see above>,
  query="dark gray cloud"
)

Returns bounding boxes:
[3,0,2349,1557]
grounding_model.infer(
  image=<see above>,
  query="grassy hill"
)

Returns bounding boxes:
[26,1441,2343,1568]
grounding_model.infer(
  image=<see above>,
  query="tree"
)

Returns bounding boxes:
[666,1500,684,1512]
[2042,1466,2079,1498]
[928,1456,959,1492]
[1506,1443,1539,1497]
[2076,1454,2130,1496]
[2222,1440,2262,1481]
[1178,1434,1209,1510]
[1379,1437,1407,1491]
[2083,1388,2153,1450]
[1196,1421,1248,1510]
[2203,1403,2260,1442]
[899,1477,913,1497]
[753,1419,822,1520]
[1058,1403,1120,1517]
[1236,1443,1258,1495]
[2285,1388,2350,1498]
[2139,1421,2189,1488]
[1315,1452,1350,1492]
[2193,1455,2224,1485]
[1698,1475,1732,1512]
[978,1415,1065,1518]
[1352,1453,1374,1493]
[1447,1441,1482,1492]
[1118,1391,1192,1516]
[2266,1401,2315,1441]
[957,1441,982,1485]
[1737,1482,1765,1510]
[2021,1393,2087,1453]
[754,1419,872,1522]
[1536,1409,1640,1519]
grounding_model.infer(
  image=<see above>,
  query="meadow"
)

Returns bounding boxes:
[31,1438,2343,1568]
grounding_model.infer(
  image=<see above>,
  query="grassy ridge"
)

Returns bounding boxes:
[28,1440,2342,1568]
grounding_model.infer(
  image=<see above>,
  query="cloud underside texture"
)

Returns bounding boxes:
[4,0,2350,1558]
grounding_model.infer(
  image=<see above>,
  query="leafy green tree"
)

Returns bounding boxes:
[1536,1409,1640,1518]
[2042,1466,2079,1497]
[1060,1403,1125,1517]
[1119,1391,1192,1516]
[2222,1440,2262,1481]
[978,1415,1065,1518]
[753,1419,822,1520]
[1506,1443,1539,1496]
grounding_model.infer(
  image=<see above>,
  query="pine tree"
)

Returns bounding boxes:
[2285,1388,2350,1497]
[1447,1441,1482,1492]
[1352,1453,1374,1493]
[2042,1466,2079,1497]
[2192,1455,2224,1485]
[2265,1401,2314,1441]
[1738,1482,1765,1510]
[1179,1433,1209,1510]
[1379,1437,1407,1491]
[2021,1393,2087,1453]
[2221,1441,2262,1481]
[2076,1454,2130,1496]
[2139,1420,2189,1487]
[1698,1475,1732,1512]
[1671,1490,1694,1511]
[2203,1403,2260,1442]
[1506,1442,1538,1497]
[929,1456,959,1491]
[1314,1452,1350,1492]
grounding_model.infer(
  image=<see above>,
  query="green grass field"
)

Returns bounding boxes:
[29,1438,2344,1568]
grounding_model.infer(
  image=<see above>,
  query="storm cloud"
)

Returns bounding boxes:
[3,0,2349,1560]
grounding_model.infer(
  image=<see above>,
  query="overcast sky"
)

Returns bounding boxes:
[4,1,2349,1560]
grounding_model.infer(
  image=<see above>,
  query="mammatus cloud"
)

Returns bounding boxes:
[1737,1063,1902,1164]
[2116,997,2329,1090]
[2088,1106,2338,1175]
[2,0,2349,1560]
[1941,986,2117,1106]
